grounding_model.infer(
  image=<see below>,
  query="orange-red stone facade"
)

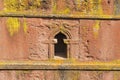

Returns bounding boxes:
[1,0,120,80]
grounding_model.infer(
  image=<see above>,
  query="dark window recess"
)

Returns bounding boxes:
[54,32,67,58]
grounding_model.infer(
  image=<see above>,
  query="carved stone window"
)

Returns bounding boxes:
[47,29,72,60]
[54,32,67,59]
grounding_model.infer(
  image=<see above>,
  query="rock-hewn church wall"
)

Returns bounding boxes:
[1,0,120,80]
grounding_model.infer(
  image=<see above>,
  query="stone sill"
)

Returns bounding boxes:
[1,12,120,20]
[0,60,120,70]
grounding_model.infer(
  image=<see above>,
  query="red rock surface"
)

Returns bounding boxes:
[0,0,120,80]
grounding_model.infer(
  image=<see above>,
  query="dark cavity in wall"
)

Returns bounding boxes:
[54,32,67,59]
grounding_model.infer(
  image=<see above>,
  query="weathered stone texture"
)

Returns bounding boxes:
[0,71,118,80]
[0,0,3,10]
[1,18,120,61]
[0,18,28,60]
[1,0,120,80]
[114,0,120,14]
[102,0,114,15]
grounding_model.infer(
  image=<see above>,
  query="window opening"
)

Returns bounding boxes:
[54,32,67,59]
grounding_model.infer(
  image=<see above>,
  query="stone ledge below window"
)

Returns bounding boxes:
[0,60,120,70]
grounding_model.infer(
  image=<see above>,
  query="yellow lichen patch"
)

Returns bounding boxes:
[58,8,70,14]
[97,0,103,15]
[114,72,119,80]
[90,0,103,15]
[6,18,20,36]
[52,0,56,13]
[3,0,104,16]
[4,0,42,12]
[23,18,28,33]
[4,0,19,12]
[93,20,100,38]
[76,0,92,14]
[6,17,28,36]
